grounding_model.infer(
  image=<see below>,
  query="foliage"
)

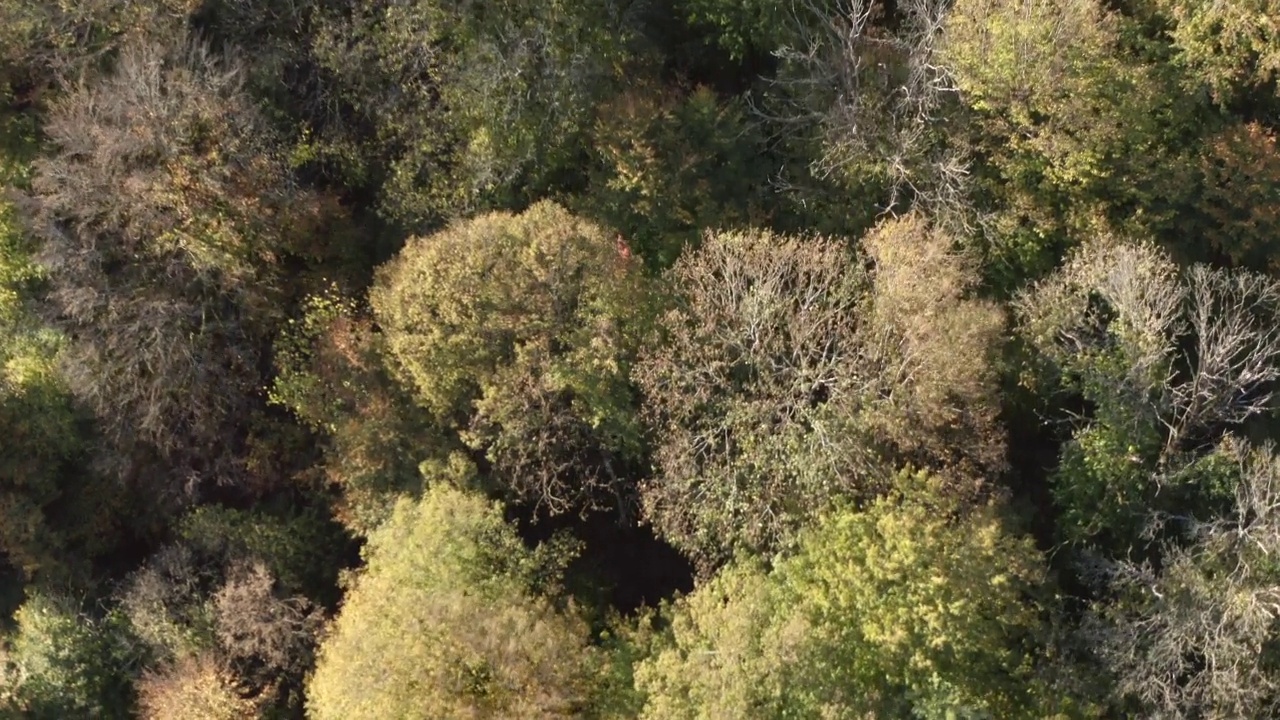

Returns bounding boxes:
[372,202,654,515]
[1017,237,1280,545]
[305,484,603,720]
[3,0,1280,715]
[178,503,349,600]
[306,0,624,226]
[0,0,194,89]
[28,34,337,493]
[1090,438,1280,717]
[270,287,438,533]
[118,544,219,665]
[579,84,774,269]
[0,593,141,719]
[1192,121,1280,271]
[635,471,1073,719]
[1156,0,1280,105]
[943,0,1204,286]
[635,217,1004,566]
[0,101,111,588]
[135,652,258,720]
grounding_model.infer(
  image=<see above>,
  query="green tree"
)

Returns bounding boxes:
[305,0,626,226]
[0,593,141,719]
[270,288,440,533]
[305,485,604,720]
[578,84,774,269]
[943,0,1208,287]
[1154,0,1280,106]
[635,471,1077,719]
[0,0,193,90]
[371,201,654,515]
[0,93,119,589]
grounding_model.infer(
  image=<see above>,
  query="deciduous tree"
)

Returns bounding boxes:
[635,217,1004,565]
[29,35,340,493]
[1016,238,1280,543]
[1090,438,1280,717]
[306,485,604,720]
[371,202,653,516]
[635,471,1071,719]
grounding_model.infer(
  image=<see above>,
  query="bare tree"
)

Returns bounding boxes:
[763,0,968,219]
[213,561,322,689]
[1090,438,1280,718]
[1016,238,1280,470]
[635,217,1005,567]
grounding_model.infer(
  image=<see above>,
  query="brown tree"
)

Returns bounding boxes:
[29,35,336,493]
[634,217,1004,566]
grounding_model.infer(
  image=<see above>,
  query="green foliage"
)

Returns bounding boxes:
[0,106,108,588]
[578,85,774,269]
[635,471,1075,719]
[1155,0,1280,105]
[307,0,625,225]
[684,0,801,59]
[944,0,1209,288]
[0,593,141,719]
[178,504,348,601]
[306,484,604,720]
[1017,238,1280,547]
[0,0,193,89]
[271,287,438,533]
[371,201,654,515]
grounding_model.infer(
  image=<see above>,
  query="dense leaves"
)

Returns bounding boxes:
[372,202,654,516]
[306,485,603,719]
[3,0,1280,716]
[635,472,1069,719]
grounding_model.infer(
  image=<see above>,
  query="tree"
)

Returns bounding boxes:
[1154,0,1280,106]
[135,652,257,720]
[28,35,340,493]
[0,0,193,91]
[634,217,1004,566]
[1089,438,1280,717]
[212,561,322,705]
[1016,237,1280,544]
[0,99,121,590]
[763,0,967,216]
[305,0,626,226]
[635,471,1075,719]
[0,593,141,719]
[942,0,1207,287]
[1193,121,1280,272]
[578,84,775,269]
[270,288,441,534]
[305,485,604,720]
[371,202,654,516]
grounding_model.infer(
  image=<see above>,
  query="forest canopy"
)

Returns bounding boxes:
[2,0,1280,718]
